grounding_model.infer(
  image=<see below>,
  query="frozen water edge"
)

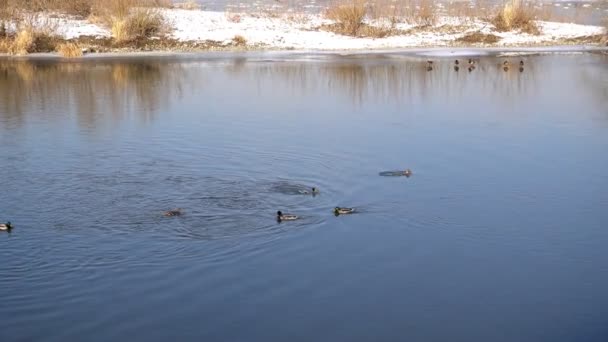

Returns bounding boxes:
[3,45,606,61]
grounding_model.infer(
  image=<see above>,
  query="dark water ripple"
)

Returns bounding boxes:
[1,54,608,342]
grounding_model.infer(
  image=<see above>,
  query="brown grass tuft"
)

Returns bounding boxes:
[492,0,540,35]
[0,21,6,38]
[9,29,34,54]
[0,37,10,53]
[232,34,247,46]
[456,32,501,44]
[325,0,367,36]
[56,41,83,57]
[173,1,202,10]
[414,0,437,26]
[111,8,164,43]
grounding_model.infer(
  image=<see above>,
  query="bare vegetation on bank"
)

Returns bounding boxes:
[492,0,540,35]
[0,0,170,54]
[231,34,247,46]
[56,41,83,57]
[325,0,367,36]
[456,31,500,44]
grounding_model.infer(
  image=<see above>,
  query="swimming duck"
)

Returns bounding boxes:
[468,58,475,65]
[468,65,475,72]
[277,211,299,221]
[519,60,524,66]
[299,187,320,195]
[426,60,433,71]
[454,65,460,72]
[163,209,182,217]
[334,207,355,215]
[0,222,12,231]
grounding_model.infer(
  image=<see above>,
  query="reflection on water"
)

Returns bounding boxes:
[3,53,606,124]
[1,53,608,342]
[0,61,195,125]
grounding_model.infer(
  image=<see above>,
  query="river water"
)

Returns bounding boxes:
[1,52,607,341]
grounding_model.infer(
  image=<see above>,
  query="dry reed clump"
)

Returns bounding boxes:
[414,0,437,26]
[56,41,83,57]
[456,32,500,44]
[492,0,540,35]
[111,8,164,43]
[5,26,58,55]
[325,0,367,36]
[11,28,33,54]
[0,21,7,38]
[173,1,202,10]
[231,34,247,46]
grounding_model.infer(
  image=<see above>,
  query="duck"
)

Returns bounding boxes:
[277,211,299,221]
[455,59,460,65]
[163,208,182,217]
[468,65,475,72]
[468,58,475,65]
[0,222,12,231]
[299,187,320,195]
[403,169,413,177]
[454,65,460,72]
[334,207,355,215]
[519,60,524,66]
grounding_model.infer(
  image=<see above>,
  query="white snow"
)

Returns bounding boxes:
[10,9,607,50]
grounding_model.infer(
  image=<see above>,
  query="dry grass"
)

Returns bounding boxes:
[10,28,34,54]
[414,0,437,26]
[325,0,367,36]
[232,34,246,46]
[456,32,500,44]
[111,8,164,43]
[56,41,83,57]
[0,37,10,52]
[492,0,540,35]
[173,1,202,10]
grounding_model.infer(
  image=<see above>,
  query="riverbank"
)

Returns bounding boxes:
[1,7,607,56]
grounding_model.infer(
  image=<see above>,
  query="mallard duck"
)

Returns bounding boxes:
[519,66,524,72]
[454,65,460,72]
[455,59,460,65]
[519,60,524,66]
[0,222,12,231]
[334,207,355,215]
[277,211,299,221]
[468,58,475,65]
[468,65,475,72]
[299,187,320,195]
[163,209,182,217]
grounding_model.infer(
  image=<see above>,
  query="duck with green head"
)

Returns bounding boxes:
[334,207,355,215]
[0,222,12,231]
[277,211,299,222]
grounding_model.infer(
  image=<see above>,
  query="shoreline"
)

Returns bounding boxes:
[2,45,607,61]
[1,8,606,58]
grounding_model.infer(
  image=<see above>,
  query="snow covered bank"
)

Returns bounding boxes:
[3,8,606,52]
